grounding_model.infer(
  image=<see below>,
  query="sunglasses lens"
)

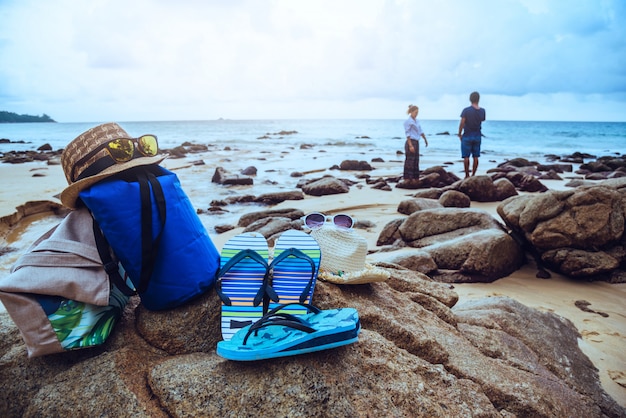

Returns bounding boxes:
[305,213,325,229]
[334,214,353,229]
[138,135,158,156]
[106,139,134,162]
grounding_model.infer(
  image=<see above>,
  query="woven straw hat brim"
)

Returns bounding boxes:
[310,228,368,273]
[319,264,390,284]
[60,154,166,209]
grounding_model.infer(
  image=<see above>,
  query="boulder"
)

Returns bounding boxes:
[398,208,504,246]
[383,250,438,275]
[301,176,350,196]
[0,201,68,239]
[1,267,623,417]
[378,208,524,282]
[455,175,497,202]
[497,178,626,281]
[427,228,525,283]
[376,218,404,246]
[420,166,462,188]
[397,197,442,215]
[493,177,519,200]
[237,208,305,227]
[211,167,253,186]
[240,166,257,176]
[438,190,471,208]
[339,160,373,171]
[412,188,444,199]
[242,217,300,243]
[541,248,620,277]
[254,190,304,205]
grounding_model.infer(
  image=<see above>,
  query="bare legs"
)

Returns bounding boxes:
[463,157,479,178]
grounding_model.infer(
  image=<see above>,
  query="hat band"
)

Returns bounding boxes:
[69,135,159,182]
[75,156,116,181]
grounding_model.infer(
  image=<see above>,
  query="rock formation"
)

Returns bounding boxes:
[377,207,525,283]
[1,266,623,417]
[498,178,626,282]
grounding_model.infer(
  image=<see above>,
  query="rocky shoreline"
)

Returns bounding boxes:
[0,142,625,416]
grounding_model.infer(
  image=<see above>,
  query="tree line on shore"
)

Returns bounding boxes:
[0,111,55,123]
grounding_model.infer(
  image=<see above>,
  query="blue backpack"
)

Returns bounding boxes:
[79,165,219,310]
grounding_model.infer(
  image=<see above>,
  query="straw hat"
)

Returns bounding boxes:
[310,227,390,284]
[60,123,166,209]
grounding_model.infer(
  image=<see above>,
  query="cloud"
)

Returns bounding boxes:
[1,0,625,121]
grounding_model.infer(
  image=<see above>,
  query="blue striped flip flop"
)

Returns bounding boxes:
[216,303,360,361]
[216,232,275,341]
[269,230,321,315]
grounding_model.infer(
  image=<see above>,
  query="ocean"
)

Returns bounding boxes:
[1,118,624,242]
[1,119,624,164]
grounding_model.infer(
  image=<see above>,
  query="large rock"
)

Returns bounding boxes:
[498,178,626,281]
[0,201,68,239]
[242,217,300,244]
[439,190,471,208]
[397,197,442,215]
[255,190,304,204]
[211,166,254,185]
[1,266,623,417]
[378,208,525,282]
[420,166,462,188]
[338,160,373,170]
[301,176,350,196]
[237,208,305,227]
[454,175,498,202]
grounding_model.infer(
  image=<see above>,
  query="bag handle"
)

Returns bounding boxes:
[92,218,136,297]
[137,170,167,293]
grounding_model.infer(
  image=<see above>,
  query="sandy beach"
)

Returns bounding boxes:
[0,151,624,408]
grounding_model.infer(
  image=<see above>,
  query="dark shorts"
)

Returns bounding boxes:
[461,135,481,158]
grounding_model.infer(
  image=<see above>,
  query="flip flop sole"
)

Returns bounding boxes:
[271,230,321,314]
[217,307,360,361]
[219,232,269,341]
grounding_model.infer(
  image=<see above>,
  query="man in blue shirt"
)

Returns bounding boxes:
[457,92,486,178]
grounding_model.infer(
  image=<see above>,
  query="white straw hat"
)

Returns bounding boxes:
[310,227,390,284]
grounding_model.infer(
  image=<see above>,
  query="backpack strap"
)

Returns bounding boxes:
[92,218,136,297]
[136,169,167,293]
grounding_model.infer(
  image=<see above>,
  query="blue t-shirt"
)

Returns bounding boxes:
[460,106,486,136]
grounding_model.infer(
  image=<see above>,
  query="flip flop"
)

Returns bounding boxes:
[269,230,321,315]
[216,232,276,341]
[216,303,360,361]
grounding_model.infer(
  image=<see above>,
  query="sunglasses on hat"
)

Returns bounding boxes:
[301,212,355,230]
[105,135,159,162]
[71,135,159,181]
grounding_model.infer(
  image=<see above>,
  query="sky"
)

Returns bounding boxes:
[1,0,625,123]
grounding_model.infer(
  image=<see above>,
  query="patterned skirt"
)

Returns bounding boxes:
[403,139,420,180]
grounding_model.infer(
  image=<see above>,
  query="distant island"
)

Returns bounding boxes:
[0,111,56,123]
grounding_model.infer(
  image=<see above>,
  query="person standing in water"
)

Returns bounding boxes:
[458,91,486,178]
[402,104,428,188]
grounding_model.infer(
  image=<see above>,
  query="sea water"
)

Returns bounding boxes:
[1,119,624,162]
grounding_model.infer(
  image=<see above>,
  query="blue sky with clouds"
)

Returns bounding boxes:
[1,0,625,122]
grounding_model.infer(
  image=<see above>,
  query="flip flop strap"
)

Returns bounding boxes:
[269,247,317,303]
[243,316,316,345]
[265,302,321,317]
[215,249,269,307]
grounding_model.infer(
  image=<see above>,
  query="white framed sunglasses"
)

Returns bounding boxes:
[301,212,355,230]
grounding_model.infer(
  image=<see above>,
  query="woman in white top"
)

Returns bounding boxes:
[401,104,428,188]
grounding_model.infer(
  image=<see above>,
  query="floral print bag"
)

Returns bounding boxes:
[0,208,131,357]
